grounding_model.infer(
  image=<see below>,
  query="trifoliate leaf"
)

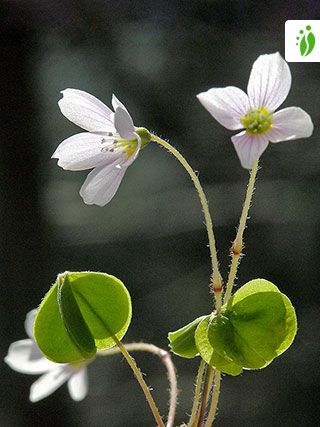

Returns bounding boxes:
[34,271,132,363]
[194,279,297,375]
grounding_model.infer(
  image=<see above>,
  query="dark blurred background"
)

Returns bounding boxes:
[1,1,320,426]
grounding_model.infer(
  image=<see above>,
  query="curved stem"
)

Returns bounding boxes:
[103,339,165,426]
[188,359,206,427]
[99,342,177,427]
[224,160,259,304]
[151,134,223,311]
[204,371,221,427]
[162,350,178,427]
[197,367,215,427]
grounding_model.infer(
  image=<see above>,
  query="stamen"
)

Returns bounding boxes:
[100,132,139,158]
[241,107,272,135]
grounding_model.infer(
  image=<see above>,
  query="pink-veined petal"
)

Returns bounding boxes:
[114,107,135,139]
[58,89,115,132]
[24,309,37,339]
[231,131,269,169]
[52,132,119,171]
[67,367,88,401]
[5,339,55,374]
[197,87,249,130]
[79,161,128,206]
[268,107,314,143]
[247,52,291,111]
[30,365,72,402]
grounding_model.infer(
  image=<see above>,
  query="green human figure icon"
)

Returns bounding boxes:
[296,25,316,56]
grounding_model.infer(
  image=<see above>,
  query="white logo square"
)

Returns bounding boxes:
[285,20,320,62]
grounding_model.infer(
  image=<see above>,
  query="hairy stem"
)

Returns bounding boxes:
[197,367,215,426]
[99,343,177,427]
[204,371,221,427]
[224,160,259,304]
[151,134,223,311]
[188,359,206,426]
[104,339,166,426]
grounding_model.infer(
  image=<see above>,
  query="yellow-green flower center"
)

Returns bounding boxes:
[101,127,151,158]
[241,107,273,135]
[121,127,151,157]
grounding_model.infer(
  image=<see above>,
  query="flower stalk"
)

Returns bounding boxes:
[224,159,259,304]
[151,134,223,311]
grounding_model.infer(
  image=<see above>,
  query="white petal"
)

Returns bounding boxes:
[247,52,291,111]
[67,367,88,401]
[114,107,135,139]
[197,87,249,130]
[58,89,115,132]
[24,309,37,339]
[112,94,130,115]
[52,132,119,171]
[30,365,72,402]
[79,161,128,206]
[231,131,269,169]
[5,339,54,374]
[268,107,314,143]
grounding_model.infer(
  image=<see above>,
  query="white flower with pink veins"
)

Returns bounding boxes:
[197,52,314,169]
[5,309,89,402]
[52,89,151,206]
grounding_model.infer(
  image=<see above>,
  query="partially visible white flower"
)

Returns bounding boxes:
[197,52,314,169]
[5,309,89,402]
[52,89,151,206]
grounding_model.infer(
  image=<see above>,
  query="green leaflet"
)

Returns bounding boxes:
[57,274,96,359]
[195,315,243,376]
[168,316,207,358]
[34,271,132,363]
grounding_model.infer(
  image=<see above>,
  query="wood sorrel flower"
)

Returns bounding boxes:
[52,89,151,206]
[4,310,89,402]
[197,52,314,169]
